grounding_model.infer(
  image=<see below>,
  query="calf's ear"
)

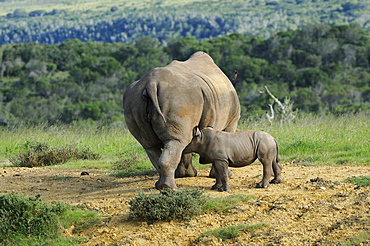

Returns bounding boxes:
[193,126,201,138]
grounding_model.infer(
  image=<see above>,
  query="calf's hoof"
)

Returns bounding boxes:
[270,178,283,184]
[256,182,269,188]
[211,184,230,192]
[211,184,220,190]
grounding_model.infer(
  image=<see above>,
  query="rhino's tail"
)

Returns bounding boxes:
[142,82,167,124]
[274,138,280,163]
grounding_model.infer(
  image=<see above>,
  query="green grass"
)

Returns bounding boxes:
[240,113,370,166]
[203,194,255,213]
[0,113,369,174]
[0,122,150,171]
[346,176,370,187]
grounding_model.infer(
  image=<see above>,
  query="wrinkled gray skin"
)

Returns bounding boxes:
[184,127,283,191]
[123,52,240,190]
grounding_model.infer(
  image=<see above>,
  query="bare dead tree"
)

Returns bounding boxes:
[265,103,274,126]
[264,85,296,124]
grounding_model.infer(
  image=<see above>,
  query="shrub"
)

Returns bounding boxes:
[10,140,101,167]
[128,191,257,222]
[0,193,103,245]
[0,193,67,242]
[128,189,207,221]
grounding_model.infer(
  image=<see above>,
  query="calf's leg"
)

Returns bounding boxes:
[270,159,283,184]
[211,160,230,192]
[256,158,273,188]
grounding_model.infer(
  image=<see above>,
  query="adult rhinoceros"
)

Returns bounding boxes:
[123,51,240,190]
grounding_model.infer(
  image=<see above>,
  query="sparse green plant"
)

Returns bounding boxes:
[346,176,370,187]
[341,232,370,246]
[340,218,370,245]
[203,194,255,213]
[128,189,207,222]
[112,152,139,170]
[112,150,156,177]
[0,193,103,245]
[9,140,101,167]
[48,176,74,181]
[199,223,269,240]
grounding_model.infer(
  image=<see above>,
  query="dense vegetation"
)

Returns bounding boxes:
[0,0,368,45]
[0,193,103,245]
[0,23,369,125]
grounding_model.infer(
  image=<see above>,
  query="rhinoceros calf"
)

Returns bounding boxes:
[184,127,283,191]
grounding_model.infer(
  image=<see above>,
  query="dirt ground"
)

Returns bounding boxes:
[1,162,370,246]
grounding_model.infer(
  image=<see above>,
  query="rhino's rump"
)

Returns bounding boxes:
[146,55,239,141]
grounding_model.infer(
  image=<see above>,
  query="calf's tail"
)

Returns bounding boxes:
[274,138,280,163]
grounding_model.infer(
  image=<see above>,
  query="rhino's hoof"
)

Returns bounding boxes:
[155,181,177,190]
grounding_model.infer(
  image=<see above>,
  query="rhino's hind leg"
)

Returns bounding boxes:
[144,147,162,172]
[175,153,197,178]
[156,140,189,190]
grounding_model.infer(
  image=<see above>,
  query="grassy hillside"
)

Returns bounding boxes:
[0,0,210,16]
[0,0,368,45]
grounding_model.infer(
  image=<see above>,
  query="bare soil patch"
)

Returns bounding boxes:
[1,163,370,245]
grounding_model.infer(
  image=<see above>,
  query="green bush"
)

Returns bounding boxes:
[128,189,207,221]
[128,190,256,222]
[10,140,101,167]
[0,193,67,242]
[0,193,103,245]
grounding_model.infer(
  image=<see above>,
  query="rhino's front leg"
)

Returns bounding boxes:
[175,153,197,178]
[211,160,230,192]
